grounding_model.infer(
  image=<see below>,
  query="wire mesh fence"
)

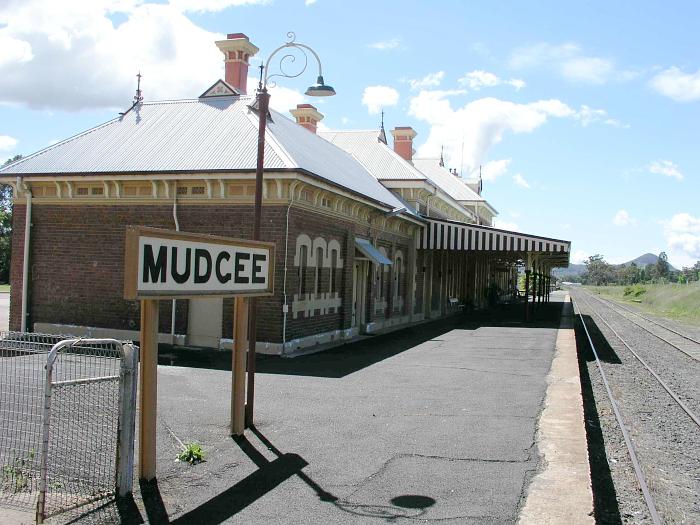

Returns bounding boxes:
[0,332,61,511]
[0,332,138,522]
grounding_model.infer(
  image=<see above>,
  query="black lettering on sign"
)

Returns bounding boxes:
[143,244,167,283]
[171,247,191,284]
[216,252,232,283]
[194,249,212,284]
[252,254,266,284]
[234,252,250,284]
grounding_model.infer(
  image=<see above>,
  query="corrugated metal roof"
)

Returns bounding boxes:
[412,158,484,202]
[0,95,407,210]
[319,130,427,181]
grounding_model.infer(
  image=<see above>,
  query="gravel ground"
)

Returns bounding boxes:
[570,287,700,524]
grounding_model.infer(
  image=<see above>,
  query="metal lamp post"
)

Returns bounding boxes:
[246,32,336,427]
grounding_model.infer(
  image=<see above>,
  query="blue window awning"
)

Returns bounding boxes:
[355,238,392,265]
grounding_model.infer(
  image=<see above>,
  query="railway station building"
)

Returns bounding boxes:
[0,33,570,355]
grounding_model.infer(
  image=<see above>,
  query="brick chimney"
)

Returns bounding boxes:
[215,33,259,95]
[390,126,417,162]
[290,104,324,134]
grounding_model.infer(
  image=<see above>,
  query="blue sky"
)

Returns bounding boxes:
[1,0,699,268]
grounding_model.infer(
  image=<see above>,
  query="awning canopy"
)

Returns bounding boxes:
[355,238,392,265]
[417,217,570,267]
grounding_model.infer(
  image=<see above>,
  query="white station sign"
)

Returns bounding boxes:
[124,226,275,299]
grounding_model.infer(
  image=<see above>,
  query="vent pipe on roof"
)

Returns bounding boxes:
[390,126,417,163]
[215,33,260,95]
[290,104,324,134]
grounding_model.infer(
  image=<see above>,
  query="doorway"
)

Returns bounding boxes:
[187,298,223,348]
[352,261,368,329]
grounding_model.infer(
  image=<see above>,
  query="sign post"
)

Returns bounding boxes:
[124,226,275,481]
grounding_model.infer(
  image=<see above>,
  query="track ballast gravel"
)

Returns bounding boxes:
[571,288,700,524]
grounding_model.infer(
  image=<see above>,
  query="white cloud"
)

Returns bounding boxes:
[0,32,34,67]
[408,71,444,91]
[480,159,511,181]
[410,91,582,173]
[458,70,526,91]
[649,160,684,181]
[513,173,530,188]
[571,250,589,264]
[0,1,233,110]
[493,219,519,231]
[613,209,635,226]
[361,85,399,115]
[650,67,700,102]
[560,56,614,85]
[509,42,630,85]
[575,105,627,128]
[664,213,700,261]
[367,38,401,51]
[0,135,18,151]
[305,0,318,4]
[170,0,271,12]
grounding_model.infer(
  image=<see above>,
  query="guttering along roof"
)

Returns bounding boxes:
[0,95,409,213]
[418,216,570,267]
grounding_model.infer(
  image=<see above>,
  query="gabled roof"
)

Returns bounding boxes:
[413,158,498,216]
[319,130,428,182]
[199,79,240,98]
[412,158,484,202]
[0,96,408,212]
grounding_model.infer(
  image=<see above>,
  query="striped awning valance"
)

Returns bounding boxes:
[417,218,570,255]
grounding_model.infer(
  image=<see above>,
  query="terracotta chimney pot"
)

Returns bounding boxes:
[214,33,259,95]
[390,126,417,162]
[290,103,324,134]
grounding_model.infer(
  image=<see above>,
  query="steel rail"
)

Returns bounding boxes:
[595,293,700,346]
[576,291,700,429]
[587,292,700,362]
[573,297,663,525]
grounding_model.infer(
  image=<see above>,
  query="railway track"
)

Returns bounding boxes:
[571,288,700,524]
[585,291,700,361]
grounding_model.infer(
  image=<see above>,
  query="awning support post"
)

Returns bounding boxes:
[524,270,531,322]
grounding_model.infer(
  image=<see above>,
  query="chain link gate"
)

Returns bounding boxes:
[0,333,138,523]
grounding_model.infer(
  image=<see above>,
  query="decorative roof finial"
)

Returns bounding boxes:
[134,72,143,105]
[378,109,388,144]
[439,146,445,167]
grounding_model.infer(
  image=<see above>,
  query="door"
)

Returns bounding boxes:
[352,261,367,329]
[187,298,223,348]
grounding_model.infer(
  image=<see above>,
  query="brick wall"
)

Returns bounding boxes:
[10,201,415,344]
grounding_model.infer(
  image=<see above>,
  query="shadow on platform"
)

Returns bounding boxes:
[155,300,565,379]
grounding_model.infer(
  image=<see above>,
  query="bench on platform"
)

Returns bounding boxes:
[448,297,465,311]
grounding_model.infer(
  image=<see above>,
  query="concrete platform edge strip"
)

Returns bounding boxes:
[517,293,595,525]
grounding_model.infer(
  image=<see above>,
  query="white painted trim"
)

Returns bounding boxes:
[34,322,186,346]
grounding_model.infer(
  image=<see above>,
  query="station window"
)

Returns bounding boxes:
[299,245,308,295]
[330,249,338,294]
[314,247,323,294]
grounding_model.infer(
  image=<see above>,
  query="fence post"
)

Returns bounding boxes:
[35,339,74,524]
[116,343,139,497]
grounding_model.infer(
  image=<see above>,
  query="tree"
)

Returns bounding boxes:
[0,155,21,283]
[582,254,616,286]
[654,251,670,282]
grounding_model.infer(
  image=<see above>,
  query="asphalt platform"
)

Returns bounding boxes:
[40,292,580,525]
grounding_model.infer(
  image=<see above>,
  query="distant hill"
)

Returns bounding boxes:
[552,252,677,279]
[552,263,586,278]
[620,253,678,271]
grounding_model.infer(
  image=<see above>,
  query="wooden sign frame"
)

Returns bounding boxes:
[124,226,275,300]
[123,226,275,481]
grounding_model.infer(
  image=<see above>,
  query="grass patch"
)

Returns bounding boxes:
[585,282,700,327]
[0,284,9,293]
